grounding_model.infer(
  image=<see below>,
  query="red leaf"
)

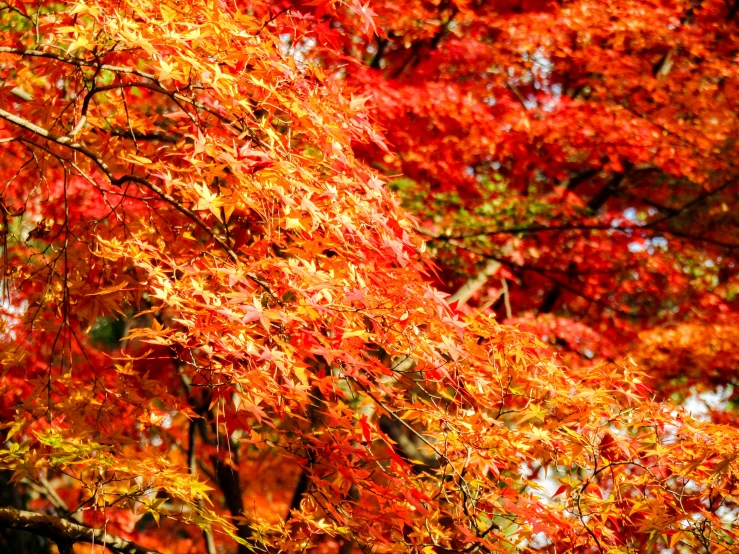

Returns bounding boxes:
[360,414,371,442]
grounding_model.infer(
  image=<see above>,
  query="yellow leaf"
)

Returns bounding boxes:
[342,329,368,339]
[87,281,129,296]
[160,4,178,22]
[284,217,304,230]
[66,35,90,54]
[5,420,23,442]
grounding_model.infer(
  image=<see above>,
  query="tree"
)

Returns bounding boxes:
[282,0,739,409]
[0,1,737,553]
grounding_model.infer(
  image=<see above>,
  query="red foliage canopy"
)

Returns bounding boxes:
[0,1,737,553]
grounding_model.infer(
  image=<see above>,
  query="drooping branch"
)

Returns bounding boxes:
[0,109,276,296]
[0,107,116,177]
[0,47,261,144]
[0,507,160,554]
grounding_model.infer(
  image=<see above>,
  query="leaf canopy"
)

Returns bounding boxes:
[0,1,737,553]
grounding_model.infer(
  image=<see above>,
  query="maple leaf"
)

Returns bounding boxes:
[349,0,381,38]
[0,1,737,554]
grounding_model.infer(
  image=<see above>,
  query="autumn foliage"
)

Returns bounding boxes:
[354,1,739,389]
[0,1,737,553]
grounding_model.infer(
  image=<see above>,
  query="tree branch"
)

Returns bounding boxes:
[0,507,160,554]
[431,224,738,249]
[439,239,640,318]
[448,258,501,306]
[212,454,253,554]
[0,47,261,143]
[369,37,389,70]
[0,109,277,296]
